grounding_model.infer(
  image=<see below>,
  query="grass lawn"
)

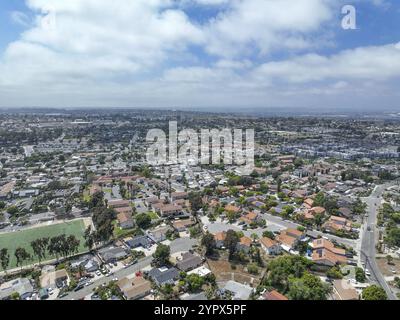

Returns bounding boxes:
[148,212,159,220]
[0,219,87,270]
[82,191,91,202]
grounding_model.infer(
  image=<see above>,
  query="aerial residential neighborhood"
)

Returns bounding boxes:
[0,110,399,302]
[0,0,400,311]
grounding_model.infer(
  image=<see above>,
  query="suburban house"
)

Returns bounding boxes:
[310,206,326,216]
[236,236,253,253]
[98,246,129,263]
[214,231,227,249]
[108,199,131,209]
[125,235,152,249]
[0,278,34,300]
[117,212,134,230]
[0,181,15,200]
[70,255,99,273]
[311,238,347,267]
[147,225,172,243]
[170,192,188,202]
[311,238,346,256]
[159,204,183,217]
[222,280,253,300]
[145,196,164,208]
[172,218,195,232]
[260,290,289,301]
[40,267,70,289]
[114,206,133,215]
[148,267,180,286]
[117,276,152,300]
[312,248,347,267]
[300,206,326,221]
[303,198,314,209]
[337,207,353,218]
[260,237,282,255]
[224,204,241,214]
[176,252,203,272]
[323,216,352,233]
[239,212,261,225]
[276,228,305,252]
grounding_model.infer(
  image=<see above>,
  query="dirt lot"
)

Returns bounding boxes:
[206,258,263,287]
[376,257,400,277]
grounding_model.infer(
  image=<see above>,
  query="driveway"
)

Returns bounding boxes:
[202,214,357,248]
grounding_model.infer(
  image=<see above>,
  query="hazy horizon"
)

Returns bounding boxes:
[0,1,399,110]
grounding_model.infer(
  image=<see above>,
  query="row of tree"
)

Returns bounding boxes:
[0,234,80,272]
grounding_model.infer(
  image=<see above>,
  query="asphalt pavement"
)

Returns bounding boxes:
[59,237,198,300]
[360,182,399,300]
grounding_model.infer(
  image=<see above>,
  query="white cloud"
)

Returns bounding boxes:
[10,11,32,27]
[1,0,204,87]
[0,0,399,109]
[203,0,334,57]
[251,42,400,83]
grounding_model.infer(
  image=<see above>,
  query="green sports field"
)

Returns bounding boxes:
[0,219,87,270]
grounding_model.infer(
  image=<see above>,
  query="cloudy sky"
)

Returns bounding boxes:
[0,0,399,110]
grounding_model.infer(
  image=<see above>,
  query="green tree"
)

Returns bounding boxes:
[224,229,240,260]
[362,285,387,300]
[135,213,152,229]
[92,206,116,242]
[201,232,216,256]
[189,192,203,213]
[386,227,400,248]
[10,292,20,300]
[386,255,394,265]
[262,231,275,240]
[30,238,48,265]
[247,263,259,275]
[326,266,343,279]
[6,206,19,215]
[153,244,171,267]
[67,235,80,256]
[186,274,205,293]
[84,226,96,251]
[14,247,31,269]
[313,192,325,207]
[0,248,10,273]
[288,272,331,300]
[89,191,105,209]
[263,255,313,293]
[355,267,366,283]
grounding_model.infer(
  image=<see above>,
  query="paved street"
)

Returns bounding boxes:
[59,237,198,300]
[360,182,399,300]
[203,213,357,249]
